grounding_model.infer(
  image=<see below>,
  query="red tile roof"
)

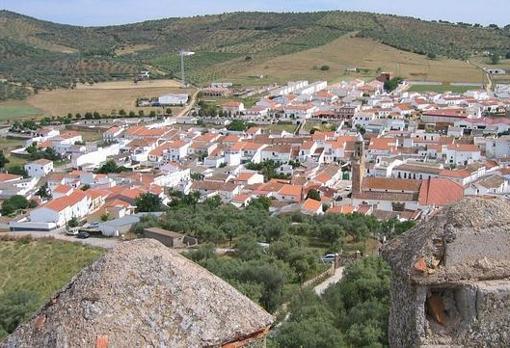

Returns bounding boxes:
[44,190,87,212]
[327,205,353,215]
[363,177,422,192]
[418,178,464,206]
[0,173,21,182]
[302,198,322,213]
[278,184,303,198]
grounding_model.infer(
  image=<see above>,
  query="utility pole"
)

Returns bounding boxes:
[179,50,195,87]
[180,50,185,86]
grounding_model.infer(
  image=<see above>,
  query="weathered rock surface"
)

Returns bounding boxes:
[383,197,510,348]
[1,239,273,348]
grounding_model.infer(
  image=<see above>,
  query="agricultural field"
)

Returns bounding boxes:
[407,84,481,93]
[151,51,241,85]
[25,80,195,116]
[228,36,484,85]
[0,101,44,121]
[0,238,104,338]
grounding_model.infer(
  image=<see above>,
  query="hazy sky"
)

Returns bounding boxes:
[0,0,508,27]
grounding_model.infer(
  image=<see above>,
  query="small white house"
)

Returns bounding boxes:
[25,159,54,178]
[444,144,481,166]
[30,190,91,227]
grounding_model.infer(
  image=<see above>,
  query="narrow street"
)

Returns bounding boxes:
[177,89,200,117]
[314,267,344,296]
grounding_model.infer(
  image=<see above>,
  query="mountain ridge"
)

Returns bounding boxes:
[0,10,509,100]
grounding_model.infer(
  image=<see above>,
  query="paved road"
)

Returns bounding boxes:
[3,230,120,249]
[314,267,344,296]
[467,59,492,93]
[177,89,200,118]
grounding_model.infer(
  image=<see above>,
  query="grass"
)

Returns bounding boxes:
[264,123,297,133]
[25,80,195,116]
[0,137,26,167]
[78,130,103,142]
[0,102,44,121]
[302,121,337,133]
[227,36,483,85]
[0,238,104,319]
[407,84,481,93]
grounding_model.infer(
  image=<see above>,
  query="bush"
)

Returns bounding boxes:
[1,195,30,216]
[0,290,40,336]
[135,193,164,213]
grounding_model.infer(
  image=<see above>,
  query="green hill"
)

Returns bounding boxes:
[0,10,509,99]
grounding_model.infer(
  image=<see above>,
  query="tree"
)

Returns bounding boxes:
[67,217,80,228]
[236,235,264,261]
[7,165,28,178]
[384,77,403,92]
[490,53,500,65]
[355,124,366,135]
[273,317,345,348]
[1,195,30,216]
[135,193,164,212]
[100,212,110,222]
[320,65,330,71]
[36,183,52,200]
[427,52,437,59]
[319,223,344,247]
[306,189,321,201]
[0,150,9,170]
[95,159,127,174]
[247,196,272,211]
[227,119,248,131]
[190,172,204,181]
[271,289,345,347]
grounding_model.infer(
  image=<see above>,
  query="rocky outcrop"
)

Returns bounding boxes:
[383,197,510,347]
[1,239,273,348]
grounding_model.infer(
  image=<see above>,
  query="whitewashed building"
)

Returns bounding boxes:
[25,159,54,178]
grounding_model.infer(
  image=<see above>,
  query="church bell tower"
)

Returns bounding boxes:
[352,134,365,195]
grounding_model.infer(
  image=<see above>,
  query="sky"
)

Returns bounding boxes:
[0,0,508,27]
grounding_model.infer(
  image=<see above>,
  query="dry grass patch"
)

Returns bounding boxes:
[74,79,181,90]
[26,82,195,115]
[230,36,483,84]
[115,44,154,56]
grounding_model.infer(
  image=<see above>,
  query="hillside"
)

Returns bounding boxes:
[0,10,509,99]
[228,35,484,85]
